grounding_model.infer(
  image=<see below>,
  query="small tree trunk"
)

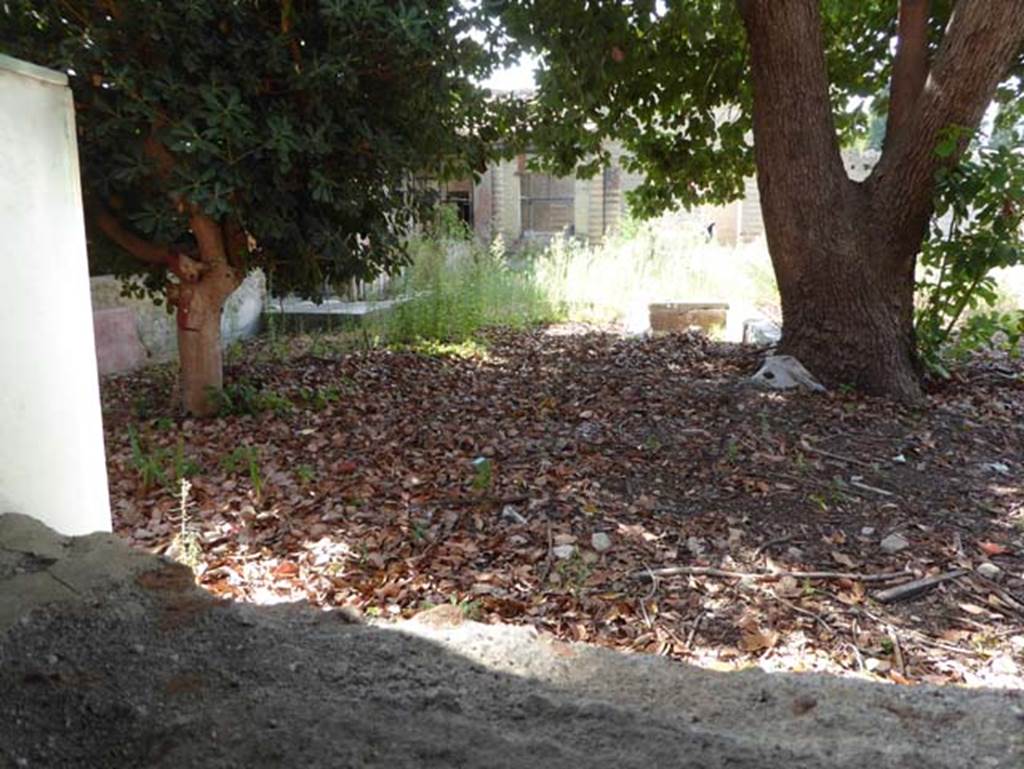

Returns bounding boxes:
[177,275,227,417]
[176,215,242,417]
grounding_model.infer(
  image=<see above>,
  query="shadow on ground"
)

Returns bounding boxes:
[1,513,1022,769]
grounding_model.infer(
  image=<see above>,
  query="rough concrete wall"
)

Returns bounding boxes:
[490,158,521,243]
[0,54,111,536]
[472,167,494,242]
[587,173,606,240]
[573,176,590,238]
[90,270,265,374]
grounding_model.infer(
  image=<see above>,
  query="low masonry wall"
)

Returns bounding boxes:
[90,271,266,375]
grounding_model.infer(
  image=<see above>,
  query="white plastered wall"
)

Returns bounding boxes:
[0,55,112,535]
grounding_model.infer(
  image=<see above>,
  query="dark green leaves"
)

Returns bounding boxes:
[1,0,498,298]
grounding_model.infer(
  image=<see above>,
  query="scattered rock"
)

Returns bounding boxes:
[412,603,465,628]
[865,658,891,674]
[742,318,782,346]
[880,533,910,554]
[553,534,577,546]
[686,536,706,556]
[977,562,1002,580]
[591,532,612,553]
[501,505,528,525]
[981,462,1011,476]
[552,544,576,560]
[751,355,826,393]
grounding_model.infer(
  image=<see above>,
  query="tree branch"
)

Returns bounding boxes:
[872,0,1024,234]
[738,1,852,271]
[89,203,174,267]
[884,0,931,150]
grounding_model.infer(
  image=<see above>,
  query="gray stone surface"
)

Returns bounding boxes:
[0,512,69,560]
[90,271,266,371]
[0,513,160,632]
[880,533,911,554]
[2,514,1023,768]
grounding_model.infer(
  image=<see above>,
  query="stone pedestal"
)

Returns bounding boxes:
[649,302,729,335]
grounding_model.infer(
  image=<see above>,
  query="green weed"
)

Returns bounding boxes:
[221,445,264,499]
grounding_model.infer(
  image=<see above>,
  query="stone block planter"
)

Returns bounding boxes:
[648,302,729,335]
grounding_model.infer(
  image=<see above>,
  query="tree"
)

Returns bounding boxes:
[2,0,497,415]
[490,1,1024,400]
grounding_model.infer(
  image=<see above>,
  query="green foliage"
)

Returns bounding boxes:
[128,426,167,491]
[379,233,561,344]
[296,386,342,411]
[128,427,200,491]
[916,128,1024,374]
[220,445,263,499]
[2,0,500,298]
[484,2,1011,217]
[471,457,494,491]
[213,382,294,416]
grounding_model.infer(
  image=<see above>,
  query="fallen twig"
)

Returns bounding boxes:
[873,569,967,604]
[848,479,895,497]
[889,628,905,676]
[798,440,872,468]
[685,610,706,649]
[773,594,831,632]
[753,534,794,559]
[632,566,911,583]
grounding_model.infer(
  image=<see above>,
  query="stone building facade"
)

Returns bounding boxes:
[455,147,880,247]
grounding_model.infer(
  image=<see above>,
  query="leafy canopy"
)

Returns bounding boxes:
[485,0,1022,217]
[2,0,501,297]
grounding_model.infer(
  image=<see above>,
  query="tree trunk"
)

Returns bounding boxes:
[175,215,242,417]
[739,0,1024,401]
[766,189,923,399]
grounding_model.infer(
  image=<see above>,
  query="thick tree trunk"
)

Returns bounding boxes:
[175,215,242,417]
[739,0,1024,401]
[767,193,922,399]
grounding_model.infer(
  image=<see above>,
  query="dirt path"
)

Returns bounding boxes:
[2,513,1022,768]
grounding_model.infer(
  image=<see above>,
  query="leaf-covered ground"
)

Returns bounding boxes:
[101,326,1024,688]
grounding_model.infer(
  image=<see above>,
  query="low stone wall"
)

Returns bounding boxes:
[90,271,265,375]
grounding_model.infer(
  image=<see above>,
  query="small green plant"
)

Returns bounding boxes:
[724,439,740,464]
[297,386,342,411]
[128,426,167,491]
[172,437,202,482]
[809,493,828,512]
[555,551,593,596]
[221,445,264,499]
[295,464,317,485]
[153,416,175,432]
[643,435,663,452]
[213,381,294,416]
[448,593,483,620]
[471,457,493,491]
[916,125,1024,374]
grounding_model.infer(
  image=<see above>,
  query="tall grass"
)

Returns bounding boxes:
[379,233,562,344]
[530,214,780,337]
[376,211,782,345]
